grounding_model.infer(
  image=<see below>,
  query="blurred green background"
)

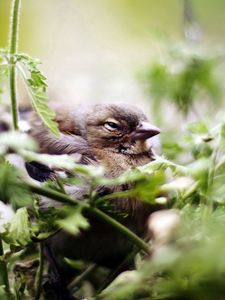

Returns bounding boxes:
[1,0,225,108]
[1,4,225,299]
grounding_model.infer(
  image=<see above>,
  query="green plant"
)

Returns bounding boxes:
[1,1,225,300]
[141,44,223,120]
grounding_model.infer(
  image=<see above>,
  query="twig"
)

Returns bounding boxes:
[0,234,10,294]
[68,264,97,293]
[96,247,139,294]
[92,208,149,253]
[8,0,21,130]
[183,0,202,41]
[35,242,44,300]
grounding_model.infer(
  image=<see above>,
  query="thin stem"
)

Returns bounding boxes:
[8,0,21,130]
[92,208,150,254]
[206,139,220,211]
[25,183,149,254]
[9,66,18,129]
[97,247,139,294]
[99,190,134,202]
[0,234,10,294]
[35,242,44,300]
[27,184,88,208]
[56,178,66,193]
[183,0,202,41]
[68,264,97,293]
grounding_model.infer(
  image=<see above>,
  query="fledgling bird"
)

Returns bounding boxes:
[29,103,160,269]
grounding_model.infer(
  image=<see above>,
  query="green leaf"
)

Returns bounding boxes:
[141,44,222,116]
[0,285,14,300]
[161,176,195,193]
[0,132,37,153]
[138,156,187,174]
[188,121,209,135]
[134,170,165,203]
[2,208,33,247]
[0,161,33,208]
[63,258,85,271]
[99,270,141,300]
[56,206,89,235]
[15,53,59,136]
[20,150,77,170]
[0,50,9,102]
[220,122,225,140]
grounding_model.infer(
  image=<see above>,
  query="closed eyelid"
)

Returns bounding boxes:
[104,118,120,125]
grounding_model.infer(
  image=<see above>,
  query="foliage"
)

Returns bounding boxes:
[0,47,59,136]
[0,162,33,208]
[1,1,225,300]
[0,49,8,103]
[15,54,59,135]
[56,206,89,235]
[95,118,225,300]
[0,114,225,299]
[141,44,223,118]
[2,207,33,247]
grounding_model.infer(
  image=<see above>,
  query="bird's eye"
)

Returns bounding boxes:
[104,121,120,131]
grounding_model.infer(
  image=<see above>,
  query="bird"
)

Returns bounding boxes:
[27,103,161,272]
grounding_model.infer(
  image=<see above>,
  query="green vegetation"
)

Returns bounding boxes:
[1,1,225,300]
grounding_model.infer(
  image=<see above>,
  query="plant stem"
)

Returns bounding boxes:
[35,242,44,300]
[26,183,150,254]
[206,138,220,211]
[68,264,97,293]
[8,0,21,130]
[183,0,202,41]
[28,184,89,208]
[92,208,149,253]
[0,234,10,294]
[97,247,139,294]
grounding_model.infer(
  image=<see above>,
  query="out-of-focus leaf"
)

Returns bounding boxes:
[141,44,222,116]
[99,270,142,300]
[188,121,209,135]
[0,201,14,231]
[133,170,165,203]
[220,122,225,140]
[21,150,77,171]
[56,206,89,235]
[0,132,37,152]
[161,132,184,160]
[0,161,33,207]
[139,156,187,174]
[0,285,14,300]
[0,49,8,102]
[161,176,195,193]
[2,208,33,247]
[187,158,210,193]
[64,258,85,271]
[73,164,105,178]
[21,150,106,181]
[143,63,170,101]
[188,158,210,178]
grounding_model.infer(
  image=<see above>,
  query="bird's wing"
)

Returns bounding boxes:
[29,112,96,165]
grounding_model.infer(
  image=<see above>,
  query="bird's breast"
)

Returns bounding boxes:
[92,148,155,222]
[92,148,152,178]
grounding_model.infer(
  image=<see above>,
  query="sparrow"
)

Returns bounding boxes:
[28,103,161,270]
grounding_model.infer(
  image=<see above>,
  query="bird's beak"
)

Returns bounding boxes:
[131,122,160,142]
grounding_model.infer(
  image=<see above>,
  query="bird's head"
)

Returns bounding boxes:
[80,103,160,155]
